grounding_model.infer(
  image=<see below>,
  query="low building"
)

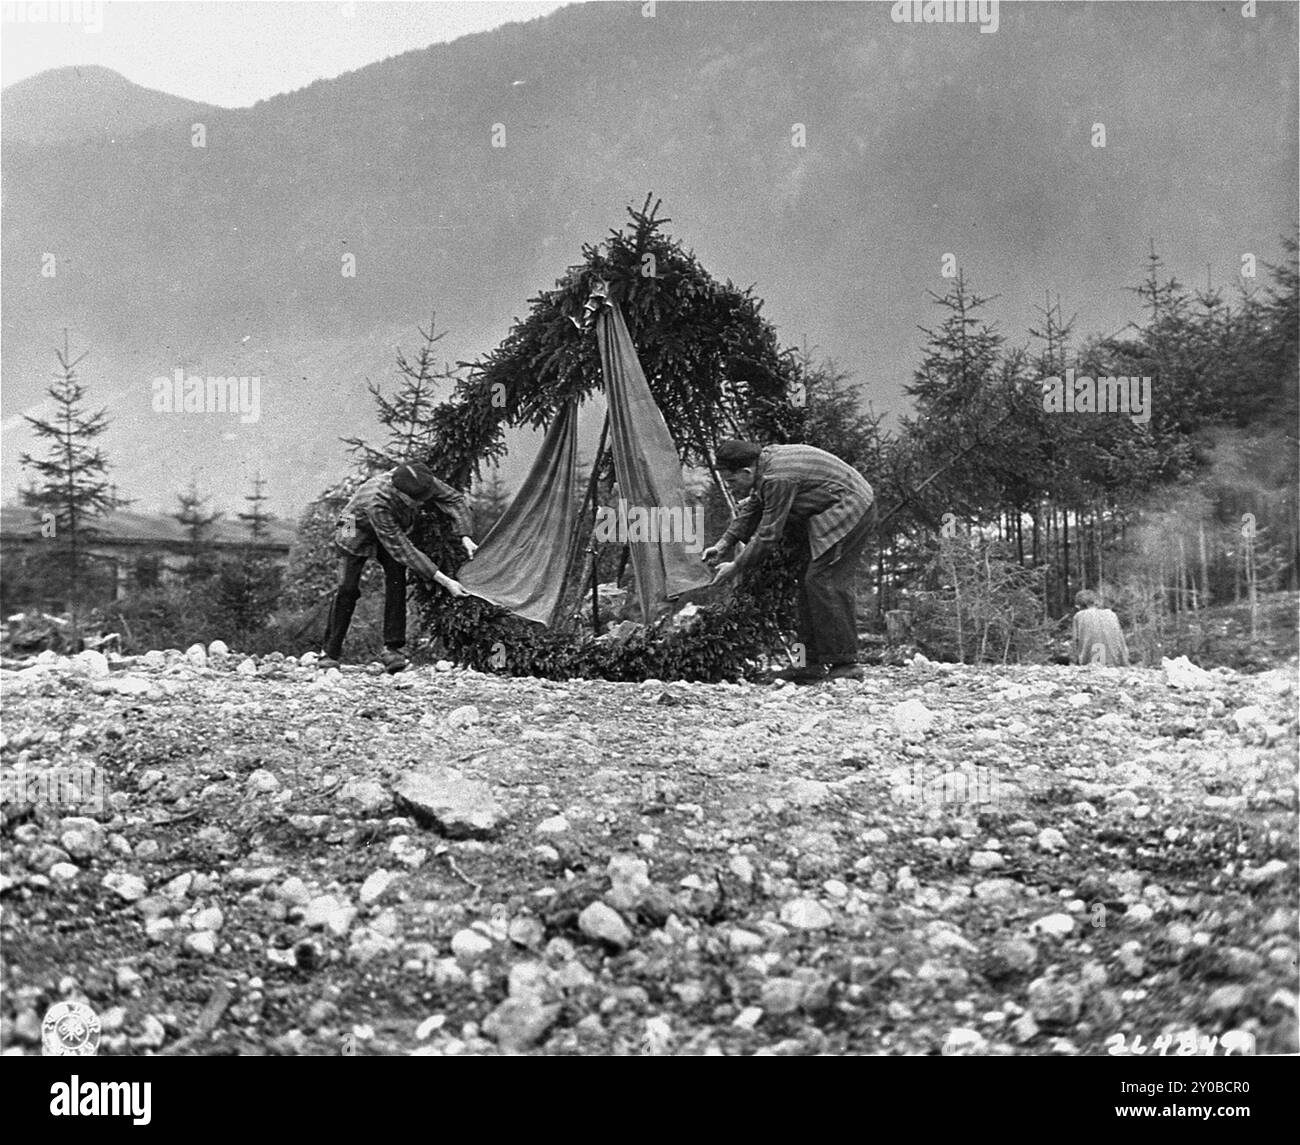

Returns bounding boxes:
[0,504,296,602]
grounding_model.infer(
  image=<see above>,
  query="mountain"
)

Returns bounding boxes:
[2,2,1296,518]
[0,65,218,146]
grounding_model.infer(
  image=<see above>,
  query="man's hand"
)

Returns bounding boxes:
[710,561,739,588]
[702,543,728,568]
[461,536,479,560]
[435,574,467,597]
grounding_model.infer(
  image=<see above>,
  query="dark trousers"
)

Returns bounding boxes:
[321,546,407,658]
[796,511,872,666]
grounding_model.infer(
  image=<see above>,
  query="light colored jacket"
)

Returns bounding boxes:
[1072,607,1130,666]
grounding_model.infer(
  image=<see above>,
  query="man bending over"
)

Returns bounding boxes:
[704,439,873,683]
[319,462,476,673]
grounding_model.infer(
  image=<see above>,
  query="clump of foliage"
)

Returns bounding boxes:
[402,196,842,679]
[912,536,1052,664]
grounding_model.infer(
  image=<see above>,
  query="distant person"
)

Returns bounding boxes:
[703,439,873,683]
[1071,589,1130,667]
[319,462,476,673]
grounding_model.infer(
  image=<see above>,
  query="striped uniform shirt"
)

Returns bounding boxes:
[718,444,874,572]
[334,470,473,581]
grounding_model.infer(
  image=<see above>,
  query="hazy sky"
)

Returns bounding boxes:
[0,0,568,107]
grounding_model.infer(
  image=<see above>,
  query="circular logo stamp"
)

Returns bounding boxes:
[41,1001,101,1057]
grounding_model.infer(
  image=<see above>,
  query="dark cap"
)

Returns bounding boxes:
[391,462,436,500]
[715,439,763,472]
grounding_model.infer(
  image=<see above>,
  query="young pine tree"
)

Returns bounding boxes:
[342,311,461,471]
[173,480,223,583]
[237,471,276,541]
[19,332,124,612]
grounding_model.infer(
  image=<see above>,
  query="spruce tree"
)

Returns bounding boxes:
[238,471,276,541]
[173,479,223,583]
[19,331,124,611]
[342,311,460,470]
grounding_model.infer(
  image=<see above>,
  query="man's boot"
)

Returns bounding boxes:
[379,648,408,674]
[824,662,864,681]
[767,664,826,685]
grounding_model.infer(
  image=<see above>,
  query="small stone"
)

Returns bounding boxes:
[779,897,833,930]
[247,769,279,794]
[1204,985,1247,1015]
[729,855,755,884]
[1030,913,1076,939]
[760,978,806,1015]
[415,1014,446,1040]
[973,879,1019,902]
[1116,944,1145,978]
[185,931,217,956]
[236,658,257,676]
[1036,828,1067,853]
[50,862,80,881]
[1011,1014,1039,1042]
[554,960,595,991]
[985,939,1037,978]
[59,816,105,858]
[450,929,493,963]
[1241,859,1287,886]
[892,699,936,739]
[1125,903,1154,925]
[507,916,546,950]
[184,643,207,668]
[339,780,390,815]
[969,850,1005,871]
[446,705,480,729]
[732,1006,763,1030]
[359,869,399,905]
[348,928,398,965]
[1231,705,1266,731]
[605,854,650,912]
[144,917,174,941]
[484,995,560,1050]
[207,639,229,659]
[133,1015,167,1049]
[394,768,504,839]
[507,961,554,999]
[1027,977,1084,1025]
[102,872,148,903]
[278,877,312,906]
[72,649,110,678]
[578,901,633,949]
[192,907,224,932]
[942,1028,988,1056]
[728,928,765,953]
[304,895,356,936]
[536,815,570,835]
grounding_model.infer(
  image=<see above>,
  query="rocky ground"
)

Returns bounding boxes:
[1,644,1296,1057]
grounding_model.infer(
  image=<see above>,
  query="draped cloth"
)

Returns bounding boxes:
[458,295,712,626]
[458,398,582,625]
[596,301,713,623]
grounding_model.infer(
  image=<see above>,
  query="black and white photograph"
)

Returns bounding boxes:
[1,0,1297,1091]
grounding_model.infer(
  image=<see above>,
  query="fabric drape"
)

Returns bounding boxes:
[458,397,581,625]
[596,302,713,623]
[458,297,711,627]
